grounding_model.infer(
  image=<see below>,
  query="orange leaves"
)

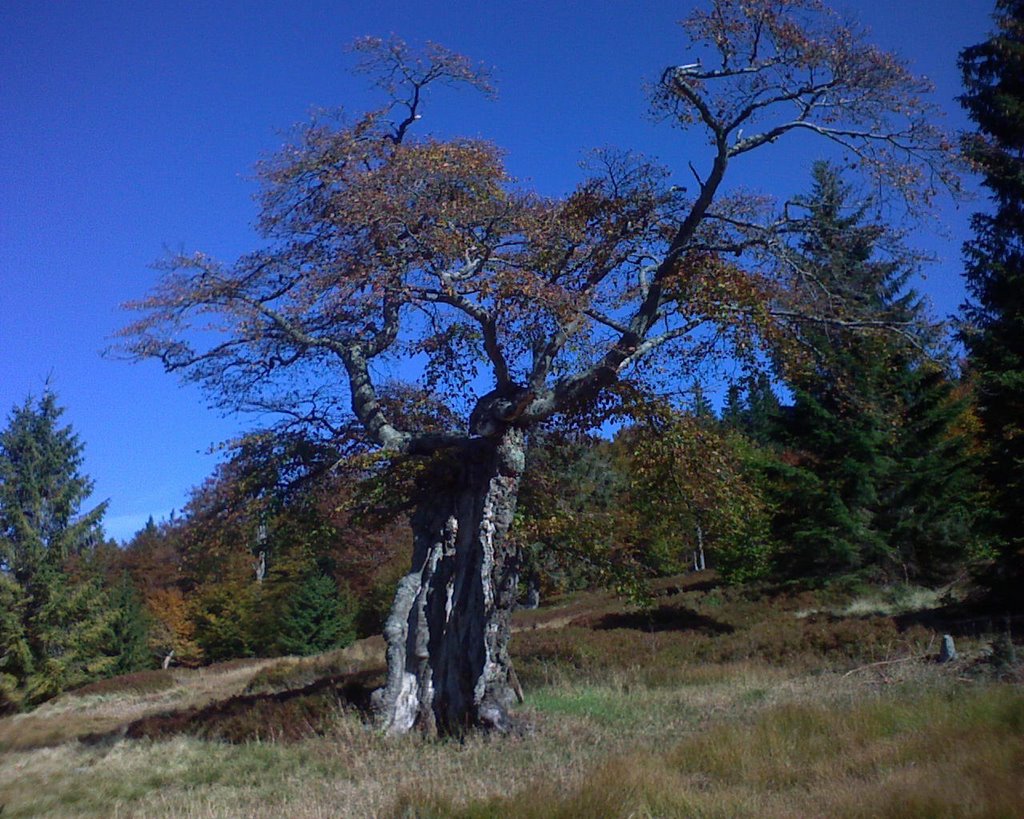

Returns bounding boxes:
[146,588,202,667]
[357,139,510,252]
[118,12,961,457]
[682,0,826,70]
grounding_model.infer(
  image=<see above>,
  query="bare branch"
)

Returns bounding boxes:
[120,4,959,453]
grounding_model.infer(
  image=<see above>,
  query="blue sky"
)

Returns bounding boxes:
[0,1,994,542]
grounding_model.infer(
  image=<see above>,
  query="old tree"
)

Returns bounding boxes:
[122,0,956,734]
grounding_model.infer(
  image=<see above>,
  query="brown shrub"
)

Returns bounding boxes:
[511,587,938,692]
[125,669,382,744]
[68,669,177,698]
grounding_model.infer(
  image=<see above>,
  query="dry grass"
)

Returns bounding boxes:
[795,584,950,619]
[0,636,385,753]
[0,575,1019,818]
[413,683,1024,819]
[0,660,273,753]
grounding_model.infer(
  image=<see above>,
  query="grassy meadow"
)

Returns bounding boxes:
[1,573,1021,818]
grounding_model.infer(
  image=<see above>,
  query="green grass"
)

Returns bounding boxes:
[529,686,637,725]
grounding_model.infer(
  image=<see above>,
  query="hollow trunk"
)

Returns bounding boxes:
[374,428,525,735]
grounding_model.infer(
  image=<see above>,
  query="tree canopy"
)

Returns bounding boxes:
[118,0,961,734]
[120,0,957,453]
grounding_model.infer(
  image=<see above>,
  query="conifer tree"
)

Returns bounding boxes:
[770,163,978,581]
[880,366,983,581]
[0,574,32,712]
[770,163,911,576]
[959,0,1024,598]
[25,567,116,701]
[0,391,114,702]
[722,372,782,446]
[276,572,356,656]
[0,392,106,583]
[106,574,154,676]
[773,387,892,576]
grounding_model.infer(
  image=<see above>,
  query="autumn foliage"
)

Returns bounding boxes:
[110,0,967,734]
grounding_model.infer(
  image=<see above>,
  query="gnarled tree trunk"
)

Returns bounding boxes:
[374,428,525,735]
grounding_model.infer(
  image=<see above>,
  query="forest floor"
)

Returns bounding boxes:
[1,573,1021,818]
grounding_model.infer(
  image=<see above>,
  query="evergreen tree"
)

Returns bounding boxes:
[0,574,32,712]
[0,391,114,703]
[0,392,106,583]
[106,574,154,676]
[770,163,978,581]
[25,567,117,702]
[688,381,715,420]
[772,385,892,576]
[770,163,912,576]
[721,372,782,446]
[276,572,355,656]
[959,0,1024,599]
[722,384,745,429]
[880,367,984,581]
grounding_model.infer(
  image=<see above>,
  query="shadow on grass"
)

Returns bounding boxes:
[82,668,384,746]
[652,578,721,598]
[895,603,1024,639]
[578,604,735,635]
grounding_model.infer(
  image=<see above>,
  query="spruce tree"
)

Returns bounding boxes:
[0,391,114,702]
[771,163,910,576]
[0,392,106,582]
[0,574,32,712]
[770,163,978,581]
[106,574,153,676]
[276,572,355,656]
[959,0,1024,599]
[25,568,117,701]
[721,372,782,446]
[880,366,983,581]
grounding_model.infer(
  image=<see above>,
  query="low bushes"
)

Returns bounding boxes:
[67,669,177,698]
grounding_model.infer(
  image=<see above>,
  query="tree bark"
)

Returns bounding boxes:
[523,571,541,609]
[374,428,525,735]
[694,522,706,572]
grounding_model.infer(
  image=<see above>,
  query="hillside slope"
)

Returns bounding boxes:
[1,573,1021,817]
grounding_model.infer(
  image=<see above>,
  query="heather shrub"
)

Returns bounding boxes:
[69,669,176,698]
